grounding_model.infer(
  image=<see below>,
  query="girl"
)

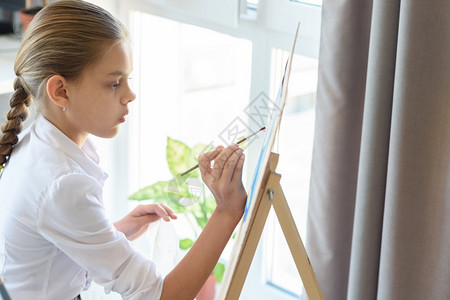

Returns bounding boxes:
[0,1,247,299]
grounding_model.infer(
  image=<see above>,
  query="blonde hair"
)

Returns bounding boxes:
[0,0,128,167]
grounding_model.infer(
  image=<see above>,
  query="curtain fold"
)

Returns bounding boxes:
[306,0,450,299]
[347,0,400,298]
[306,0,373,299]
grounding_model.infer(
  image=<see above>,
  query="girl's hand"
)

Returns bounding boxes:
[198,144,247,219]
[114,203,177,241]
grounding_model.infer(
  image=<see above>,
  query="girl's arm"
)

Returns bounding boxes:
[160,144,247,300]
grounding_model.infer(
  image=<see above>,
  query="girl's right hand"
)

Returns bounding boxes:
[198,144,247,219]
[161,144,247,300]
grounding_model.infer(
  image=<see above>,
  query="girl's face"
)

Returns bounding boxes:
[63,41,135,146]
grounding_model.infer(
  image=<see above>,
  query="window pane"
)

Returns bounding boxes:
[128,12,252,195]
[265,49,318,297]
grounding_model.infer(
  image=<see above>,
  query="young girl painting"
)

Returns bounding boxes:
[0,1,247,299]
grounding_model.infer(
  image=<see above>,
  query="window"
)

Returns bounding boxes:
[126,2,321,300]
[236,48,318,300]
[88,0,322,299]
[127,12,253,195]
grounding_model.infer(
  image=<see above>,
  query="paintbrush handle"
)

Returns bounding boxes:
[180,138,247,176]
[180,164,199,176]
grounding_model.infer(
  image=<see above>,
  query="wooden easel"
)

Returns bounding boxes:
[218,152,323,300]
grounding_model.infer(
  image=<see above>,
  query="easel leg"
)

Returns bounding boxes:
[225,185,273,299]
[271,179,324,300]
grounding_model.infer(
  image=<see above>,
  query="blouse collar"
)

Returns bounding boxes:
[33,115,108,185]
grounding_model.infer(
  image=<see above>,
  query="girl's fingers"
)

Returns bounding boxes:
[137,203,177,221]
[198,147,224,180]
[198,144,245,185]
[210,144,240,180]
[222,148,244,182]
[230,152,245,183]
[159,202,177,220]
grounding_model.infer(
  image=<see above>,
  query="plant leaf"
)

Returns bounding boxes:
[179,238,194,250]
[188,143,215,178]
[190,143,214,160]
[128,181,170,201]
[128,180,193,213]
[192,214,208,230]
[212,262,226,283]
[166,137,193,176]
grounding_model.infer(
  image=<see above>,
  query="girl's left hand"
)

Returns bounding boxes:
[114,203,177,241]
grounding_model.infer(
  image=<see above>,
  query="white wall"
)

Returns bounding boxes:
[0,94,11,121]
[85,0,119,17]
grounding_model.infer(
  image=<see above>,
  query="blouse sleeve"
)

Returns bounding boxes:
[36,173,164,300]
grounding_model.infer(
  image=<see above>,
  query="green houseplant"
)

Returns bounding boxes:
[128,137,226,284]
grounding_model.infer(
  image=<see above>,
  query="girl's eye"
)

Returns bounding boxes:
[110,83,120,90]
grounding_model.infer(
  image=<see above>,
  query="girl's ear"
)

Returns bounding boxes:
[46,75,70,109]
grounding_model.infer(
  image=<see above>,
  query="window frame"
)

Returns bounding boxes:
[112,1,322,299]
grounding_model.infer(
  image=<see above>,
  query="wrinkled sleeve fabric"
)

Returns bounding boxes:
[36,173,163,300]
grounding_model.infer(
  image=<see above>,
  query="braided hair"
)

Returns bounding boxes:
[0,77,31,167]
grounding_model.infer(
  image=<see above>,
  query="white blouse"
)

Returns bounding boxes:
[0,116,163,299]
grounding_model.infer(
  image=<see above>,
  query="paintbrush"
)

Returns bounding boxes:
[180,127,266,176]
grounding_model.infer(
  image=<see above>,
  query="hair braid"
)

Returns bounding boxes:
[0,77,31,166]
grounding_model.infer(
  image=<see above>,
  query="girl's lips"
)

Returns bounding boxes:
[119,111,129,123]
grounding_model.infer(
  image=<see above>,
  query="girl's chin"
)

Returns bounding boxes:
[96,127,121,139]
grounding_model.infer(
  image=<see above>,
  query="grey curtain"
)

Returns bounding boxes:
[306,0,450,299]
